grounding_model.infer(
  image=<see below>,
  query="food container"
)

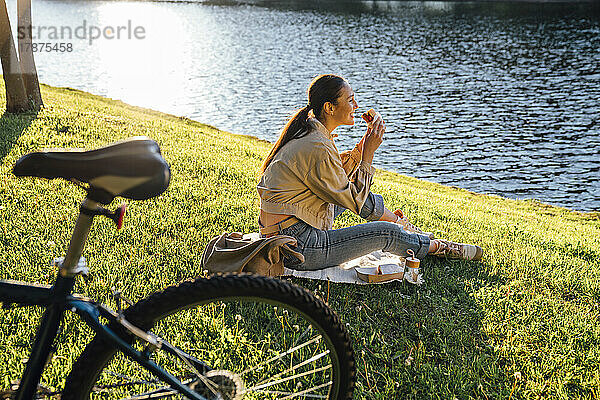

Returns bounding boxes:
[356,263,405,283]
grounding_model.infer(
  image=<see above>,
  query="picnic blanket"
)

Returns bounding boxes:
[284,250,423,285]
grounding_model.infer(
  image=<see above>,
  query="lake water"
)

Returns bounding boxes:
[6,0,600,211]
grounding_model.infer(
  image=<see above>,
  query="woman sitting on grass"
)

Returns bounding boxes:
[257,74,482,271]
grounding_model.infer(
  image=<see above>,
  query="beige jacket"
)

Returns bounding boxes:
[257,118,384,230]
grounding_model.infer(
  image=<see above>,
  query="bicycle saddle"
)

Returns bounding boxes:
[12,136,170,203]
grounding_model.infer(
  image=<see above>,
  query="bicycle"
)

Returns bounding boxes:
[0,136,356,400]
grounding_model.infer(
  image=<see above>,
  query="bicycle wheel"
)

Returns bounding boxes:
[62,274,355,400]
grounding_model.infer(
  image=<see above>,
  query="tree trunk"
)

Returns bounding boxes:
[0,0,28,113]
[17,0,42,110]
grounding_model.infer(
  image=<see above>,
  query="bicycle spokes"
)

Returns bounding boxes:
[88,303,337,399]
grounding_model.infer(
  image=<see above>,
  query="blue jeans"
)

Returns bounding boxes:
[281,206,431,271]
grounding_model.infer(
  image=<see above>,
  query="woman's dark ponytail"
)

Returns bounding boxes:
[260,74,346,173]
[283,104,312,142]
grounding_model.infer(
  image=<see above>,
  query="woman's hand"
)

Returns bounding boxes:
[361,111,385,164]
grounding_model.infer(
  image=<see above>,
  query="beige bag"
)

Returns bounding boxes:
[201,232,304,277]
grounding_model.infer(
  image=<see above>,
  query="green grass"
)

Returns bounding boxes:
[1,81,599,399]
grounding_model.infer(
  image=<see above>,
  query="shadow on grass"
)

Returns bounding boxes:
[290,259,512,399]
[0,110,39,162]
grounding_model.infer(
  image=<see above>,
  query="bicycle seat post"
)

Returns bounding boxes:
[58,197,101,277]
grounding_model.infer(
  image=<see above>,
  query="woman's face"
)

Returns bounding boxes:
[331,83,359,126]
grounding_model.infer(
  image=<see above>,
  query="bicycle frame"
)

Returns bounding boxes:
[0,197,211,400]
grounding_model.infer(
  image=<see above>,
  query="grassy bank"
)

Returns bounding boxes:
[1,82,599,399]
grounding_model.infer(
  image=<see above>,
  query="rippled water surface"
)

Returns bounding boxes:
[9,0,600,211]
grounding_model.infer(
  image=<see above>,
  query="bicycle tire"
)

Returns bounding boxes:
[62,274,355,400]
